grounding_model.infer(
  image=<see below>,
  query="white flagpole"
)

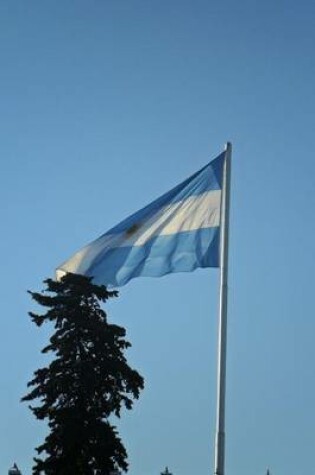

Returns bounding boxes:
[214,142,232,475]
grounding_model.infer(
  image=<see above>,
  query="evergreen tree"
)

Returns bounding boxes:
[22,273,144,475]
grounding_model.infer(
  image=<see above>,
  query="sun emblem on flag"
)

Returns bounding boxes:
[125,222,142,237]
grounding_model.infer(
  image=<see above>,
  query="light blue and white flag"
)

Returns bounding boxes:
[56,152,225,287]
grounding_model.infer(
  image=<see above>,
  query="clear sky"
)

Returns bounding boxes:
[1,1,315,474]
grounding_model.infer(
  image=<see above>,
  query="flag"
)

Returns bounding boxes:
[56,152,225,287]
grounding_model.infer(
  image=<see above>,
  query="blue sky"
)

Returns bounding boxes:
[1,1,315,474]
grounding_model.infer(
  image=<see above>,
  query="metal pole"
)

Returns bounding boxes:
[214,142,232,475]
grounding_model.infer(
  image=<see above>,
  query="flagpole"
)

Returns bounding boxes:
[214,142,231,475]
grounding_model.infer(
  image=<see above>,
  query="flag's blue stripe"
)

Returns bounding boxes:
[86,227,220,287]
[104,153,224,236]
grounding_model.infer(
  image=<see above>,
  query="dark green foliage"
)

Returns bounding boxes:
[23,273,144,475]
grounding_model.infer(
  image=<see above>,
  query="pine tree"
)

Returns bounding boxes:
[22,273,144,475]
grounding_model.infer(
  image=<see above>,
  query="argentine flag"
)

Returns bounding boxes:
[56,152,224,288]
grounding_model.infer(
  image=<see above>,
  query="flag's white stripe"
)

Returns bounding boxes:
[57,190,221,278]
[119,189,221,246]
